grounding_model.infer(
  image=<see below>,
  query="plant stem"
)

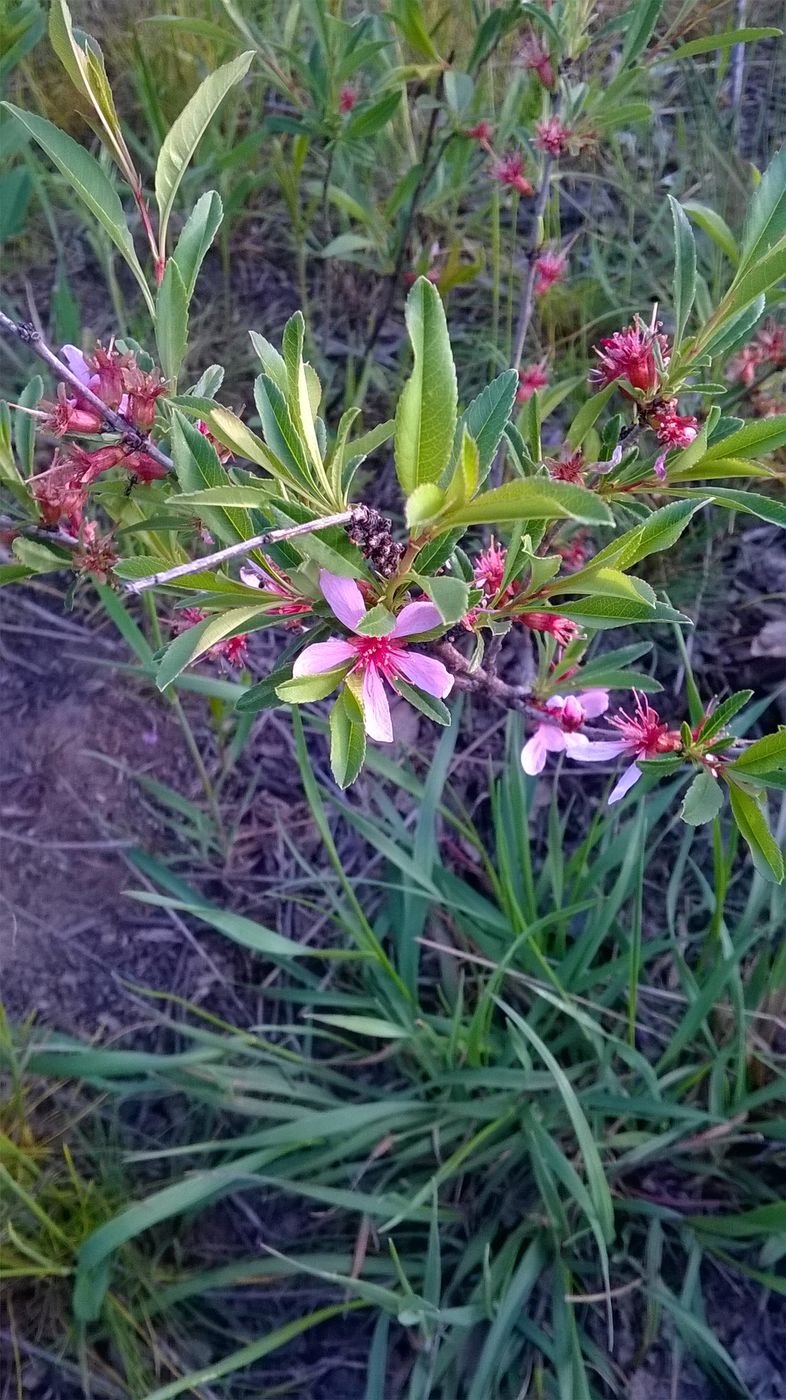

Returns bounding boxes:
[124,510,355,592]
[0,308,174,474]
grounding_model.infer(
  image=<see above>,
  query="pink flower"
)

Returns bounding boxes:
[494,153,534,196]
[521,690,610,775]
[547,450,584,484]
[473,539,508,600]
[534,248,567,296]
[650,401,699,449]
[517,362,549,402]
[292,570,453,743]
[590,314,670,397]
[535,116,571,156]
[519,611,580,650]
[339,86,357,113]
[567,692,682,803]
[519,32,554,87]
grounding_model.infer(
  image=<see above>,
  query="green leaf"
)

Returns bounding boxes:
[542,596,689,628]
[155,51,253,249]
[156,606,262,690]
[683,201,739,265]
[394,277,458,494]
[2,104,152,314]
[576,499,705,574]
[419,574,470,625]
[565,381,617,449]
[546,566,655,604]
[405,483,446,528]
[680,769,724,825]
[354,603,397,637]
[695,487,786,529]
[440,479,613,530]
[701,415,786,462]
[668,196,697,347]
[729,728,786,776]
[169,410,248,545]
[329,689,366,788]
[276,667,348,704]
[12,537,69,573]
[389,676,451,726]
[234,664,293,713]
[281,312,327,489]
[389,0,441,59]
[155,258,189,387]
[739,144,786,272]
[724,236,786,317]
[455,371,518,483]
[671,26,781,61]
[171,486,271,510]
[698,690,753,743]
[253,374,313,489]
[728,783,784,883]
[620,0,663,67]
[343,90,401,141]
[171,189,223,304]
[14,375,43,479]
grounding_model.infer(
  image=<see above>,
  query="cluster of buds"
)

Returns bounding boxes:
[546,449,585,484]
[32,342,167,533]
[519,31,555,88]
[461,540,580,654]
[727,320,786,388]
[465,119,494,150]
[347,504,405,579]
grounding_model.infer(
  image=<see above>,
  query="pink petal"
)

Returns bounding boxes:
[608,762,642,805]
[579,688,610,718]
[565,738,629,763]
[361,665,393,743]
[539,724,570,752]
[393,650,454,698]
[292,638,356,676]
[319,570,366,631]
[521,730,549,775]
[390,601,443,638]
[61,344,93,386]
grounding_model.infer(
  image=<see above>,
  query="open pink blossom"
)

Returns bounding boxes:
[517,362,549,402]
[534,116,572,156]
[590,313,670,397]
[566,692,682,802]
[521,690,610,775]
[494,153,534,196]
[650,401,699,449]
[292,570,453,743]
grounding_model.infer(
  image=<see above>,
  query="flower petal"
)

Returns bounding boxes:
[608,762,642,805]
[292,638,356,676]
[390,601,443,638]
[319,570,366,631]
[539,724,569,752]
[566,738,628,763]
[393,649,454,698]
[521,731,549,775]
[579,688,610,718]
[361,665,393,743]
[61,344,93,386]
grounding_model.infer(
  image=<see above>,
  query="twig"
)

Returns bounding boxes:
[0,307,173,474]
[125,510,354,592]
[0,514,78,548]
[510,151,555,375]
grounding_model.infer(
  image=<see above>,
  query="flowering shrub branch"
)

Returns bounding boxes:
[2,8,786,880]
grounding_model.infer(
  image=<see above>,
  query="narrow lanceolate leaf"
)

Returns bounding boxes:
[683,202,739,265]
[171,190,223,304]
[155,51,253,247]
[155,259,189,386]
[619,0,663,67]
[545,566,655,604]
[439,479,614,531]
[700,416,786,462]
[728,783,785,884]
[670,27,781,60]
[395,277,458,495]
[694,488,786,529]
[2,105,150,307]
[565,381,617,450]
[728,728,786,777]
[680,770,724,826]
[329,689,366,788]
[738,144,786,273]
[156,606,263,690]
[455,370,518,483]
[169,410,248,545]
[668,195,697,347]
[281,312,327,489]
[576,499,705,574]
[390,676,451,726]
